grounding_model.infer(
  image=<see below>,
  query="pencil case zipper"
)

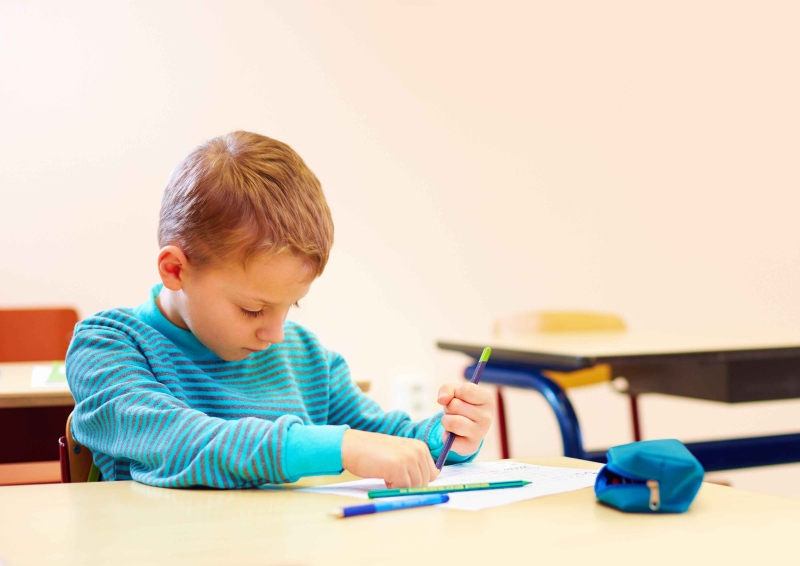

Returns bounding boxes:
[598,463,661,511]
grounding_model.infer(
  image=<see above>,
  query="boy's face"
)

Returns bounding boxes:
[163,251,316,361]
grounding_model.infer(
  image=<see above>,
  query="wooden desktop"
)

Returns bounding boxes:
[0,362,73,477]
[0,457,797,564]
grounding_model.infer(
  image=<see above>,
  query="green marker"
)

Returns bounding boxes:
[368,480,530,499]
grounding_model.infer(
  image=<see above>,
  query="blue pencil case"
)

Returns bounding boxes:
[594,439,704,513]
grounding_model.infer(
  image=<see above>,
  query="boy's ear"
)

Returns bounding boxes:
[157,246,189,291]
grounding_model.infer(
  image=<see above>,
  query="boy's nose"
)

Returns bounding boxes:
[255,324,284,345]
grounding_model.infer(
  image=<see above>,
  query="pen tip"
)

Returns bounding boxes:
[480,347,491,362]
[330,509,344,518]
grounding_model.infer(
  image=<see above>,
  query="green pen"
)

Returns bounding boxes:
[368,480,531,499]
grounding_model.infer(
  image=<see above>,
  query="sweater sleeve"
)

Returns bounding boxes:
[325,351,480,465]
[66,323,347,488]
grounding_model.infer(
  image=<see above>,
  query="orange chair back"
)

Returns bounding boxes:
[0,308,79,362]
[492,311,626,388]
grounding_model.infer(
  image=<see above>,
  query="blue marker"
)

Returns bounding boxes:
[331,494,449,518]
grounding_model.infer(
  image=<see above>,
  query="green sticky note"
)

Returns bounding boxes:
[46,362,67,384]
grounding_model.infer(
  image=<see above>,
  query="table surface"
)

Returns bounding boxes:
[0,362,371,409]
[1,457,798,565]
[0,362,73,408]
[438,328,800,369]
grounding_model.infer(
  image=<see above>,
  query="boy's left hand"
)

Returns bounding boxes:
[437,382,494,456]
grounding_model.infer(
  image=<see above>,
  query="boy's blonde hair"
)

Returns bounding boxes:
[158,131,333,275]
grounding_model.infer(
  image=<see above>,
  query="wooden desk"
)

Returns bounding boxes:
[439,329,800,401]
[0,458,797,565]
[438,330,800,470]
[0,362,73,466]
[0,362,74,409]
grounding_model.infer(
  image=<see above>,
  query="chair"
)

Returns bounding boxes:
[0,308,78,362]
[0,307,79,485]
[0,307,79,362]
[489,311,638,459]
[58,411,99,483]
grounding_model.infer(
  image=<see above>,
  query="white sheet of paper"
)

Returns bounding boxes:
[30,364,68,387]
[299,461,598,511]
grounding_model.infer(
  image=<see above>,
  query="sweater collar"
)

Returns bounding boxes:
[131,284,222,362]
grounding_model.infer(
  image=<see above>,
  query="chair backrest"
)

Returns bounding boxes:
[60,412,97,483]
[0,308,79,362]
[493,311,626,389]
[493,310,626,338]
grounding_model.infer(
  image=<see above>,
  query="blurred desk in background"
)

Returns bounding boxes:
[438,329,800,471]
[0,361,74,409]
[0,362,73,483]
[0,362,74,464]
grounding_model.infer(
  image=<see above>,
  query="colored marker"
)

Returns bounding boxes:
[368,480,530,498]
[435,347,492,470]
[331,494,449,518]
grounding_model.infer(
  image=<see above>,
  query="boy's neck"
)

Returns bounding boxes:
[155,287,190,330]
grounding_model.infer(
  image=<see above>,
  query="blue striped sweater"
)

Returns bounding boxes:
[66,285,473,488]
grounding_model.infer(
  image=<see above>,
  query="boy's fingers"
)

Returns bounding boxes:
[428,459,440,481]
[442,397,483,421]
[388,470,413,489]
[441,414,474,437]
[454,382,493,405]
[419,458,433,486]
[451,436,480,456]
[437,384,457,405]
[408,465,423,488]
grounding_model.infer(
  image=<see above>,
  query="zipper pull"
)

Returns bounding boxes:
[646,480,660,511]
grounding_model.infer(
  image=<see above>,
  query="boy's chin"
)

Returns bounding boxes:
[214,348,254,362]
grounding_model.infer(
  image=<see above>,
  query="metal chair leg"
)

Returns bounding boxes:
[629,394,642,441]
[496,388,510,459]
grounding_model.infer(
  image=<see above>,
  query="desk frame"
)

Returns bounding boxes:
[446,346,800,472]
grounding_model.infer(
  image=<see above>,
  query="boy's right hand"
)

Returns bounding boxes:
[341,429,439,488]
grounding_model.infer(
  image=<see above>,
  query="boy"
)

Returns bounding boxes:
[66,131,493,488]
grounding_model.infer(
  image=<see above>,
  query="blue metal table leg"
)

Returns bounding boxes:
[585,433,800,470]
[466,363,587,459]
[682,433,800,472]
[466,364,800,471]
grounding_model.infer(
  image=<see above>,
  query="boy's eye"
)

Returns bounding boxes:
[240,302,300,317]
[240,308,264,318]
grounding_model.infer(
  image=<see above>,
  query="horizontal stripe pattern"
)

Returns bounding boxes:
[66,307,445,488]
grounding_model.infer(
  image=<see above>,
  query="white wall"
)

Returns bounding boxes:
[2,1,799,497]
